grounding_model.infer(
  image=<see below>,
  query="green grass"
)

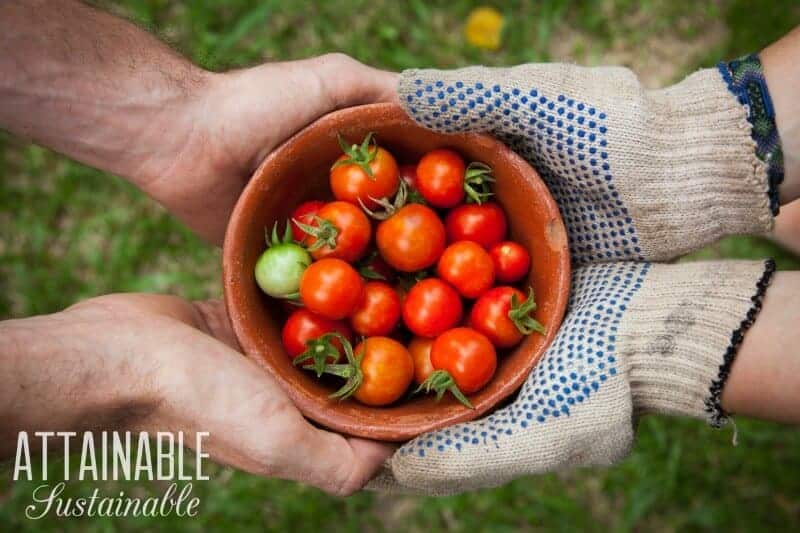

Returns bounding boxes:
[2,0,800,531]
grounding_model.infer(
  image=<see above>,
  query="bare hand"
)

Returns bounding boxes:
[0,294,394,495]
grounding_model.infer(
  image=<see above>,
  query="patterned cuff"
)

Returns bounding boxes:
[717,54,785,215]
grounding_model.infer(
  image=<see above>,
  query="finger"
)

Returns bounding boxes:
[279,422,395,496]
[303,53,399,109]
[191,299,241,351]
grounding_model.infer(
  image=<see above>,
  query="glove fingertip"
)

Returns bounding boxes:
[397,68,488,135]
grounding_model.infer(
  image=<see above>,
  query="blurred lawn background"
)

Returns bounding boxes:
[1,0,800,531]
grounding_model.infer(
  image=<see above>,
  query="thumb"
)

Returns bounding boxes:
[399,66,521,135]
[286,423,395,496]
[303,53,399,110]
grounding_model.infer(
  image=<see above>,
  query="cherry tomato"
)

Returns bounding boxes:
[416,149,466,208]
[399,163,427,204]
[300,258,364,319]
[470,286,544,348]
[350,282,401,337]
[255,224,311,299]
[437,240,495,298]
[402,278,463,337]
[489,241,531,283]
[445,202,508,248]
[290,200,325,243]
[352,337,414,406]
[376,204,446,272]
[304,201,371,262]
[408,336,435,385]
[430,327,496,394]
[282,309,352,366]
[330,134,399,210]
[399,164,419,190]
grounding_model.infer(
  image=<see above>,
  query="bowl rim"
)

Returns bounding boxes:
[223,102,571,441]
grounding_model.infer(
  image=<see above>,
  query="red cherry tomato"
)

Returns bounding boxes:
[489,241,531,283]
[408,336,435,385]
[290,200,325,243]
[470,286,541,348]
[352,337,414,406]
[399,164,419,190]
[300,258,364,319]
[402,278,463,337]
[350,282,402,337]
[445,202,508,248]
[330,137,399,209]
[376,204,446,272]
[281,309,353,366]
[430,327,497,394]
[304,201,371,262]
[437,240,495,298]
[415,149,466,208]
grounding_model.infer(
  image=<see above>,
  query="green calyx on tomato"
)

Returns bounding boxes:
[464,162,495,205]
[332,132,378,178]
[255,221,311,299]
[359,179,409,220]
[320,334,365,400]
[509,287,546,335]
[292,332,344,378]
[292,215,339,253]
[415,369,474,409]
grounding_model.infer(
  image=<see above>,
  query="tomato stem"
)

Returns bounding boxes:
[414,370,474,409]
[464,162,495,205]
[332,132,378,178]
[292,333,344,377]
[320,334,365,400]
[292,215,339,252]
[359,180,408,220]
[265,220,297,247]
[509,287,546,335]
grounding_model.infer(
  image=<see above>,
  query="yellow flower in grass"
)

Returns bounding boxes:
[464,6,505,51]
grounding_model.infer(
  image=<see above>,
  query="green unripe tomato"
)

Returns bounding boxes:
[254,242,311,298]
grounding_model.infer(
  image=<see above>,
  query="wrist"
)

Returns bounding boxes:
[761,29,800,205]
[126,66,219,192]
[0,304,161,455]
[625,260,775,426]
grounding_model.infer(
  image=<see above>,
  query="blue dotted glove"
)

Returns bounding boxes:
[399,62,777,264]
[367,62,779,495]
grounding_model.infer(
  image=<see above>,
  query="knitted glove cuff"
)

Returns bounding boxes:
[717,54,785,215]
[625,259,776,426]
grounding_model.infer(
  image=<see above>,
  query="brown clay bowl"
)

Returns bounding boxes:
[223,103,570,442]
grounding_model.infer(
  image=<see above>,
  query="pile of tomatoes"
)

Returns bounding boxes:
[254,133,544,408]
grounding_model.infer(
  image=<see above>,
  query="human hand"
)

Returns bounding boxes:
[366,62,785,494]
[371,259,774,494]
[397,61,782,264]
[0,293,393,495]
[138,54,398,245]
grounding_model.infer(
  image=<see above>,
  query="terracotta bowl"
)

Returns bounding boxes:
[223,103,570,442]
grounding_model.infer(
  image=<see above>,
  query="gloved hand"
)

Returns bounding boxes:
[369,58,782,495]
[371,259,774,494]
[398,59,781,265]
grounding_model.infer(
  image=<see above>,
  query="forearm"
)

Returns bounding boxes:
[722,271,800,424]
[0,0,210,188]
[0,307,159,458]
[762,26,800,204]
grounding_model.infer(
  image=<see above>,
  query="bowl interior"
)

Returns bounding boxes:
[223,103,569,441]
